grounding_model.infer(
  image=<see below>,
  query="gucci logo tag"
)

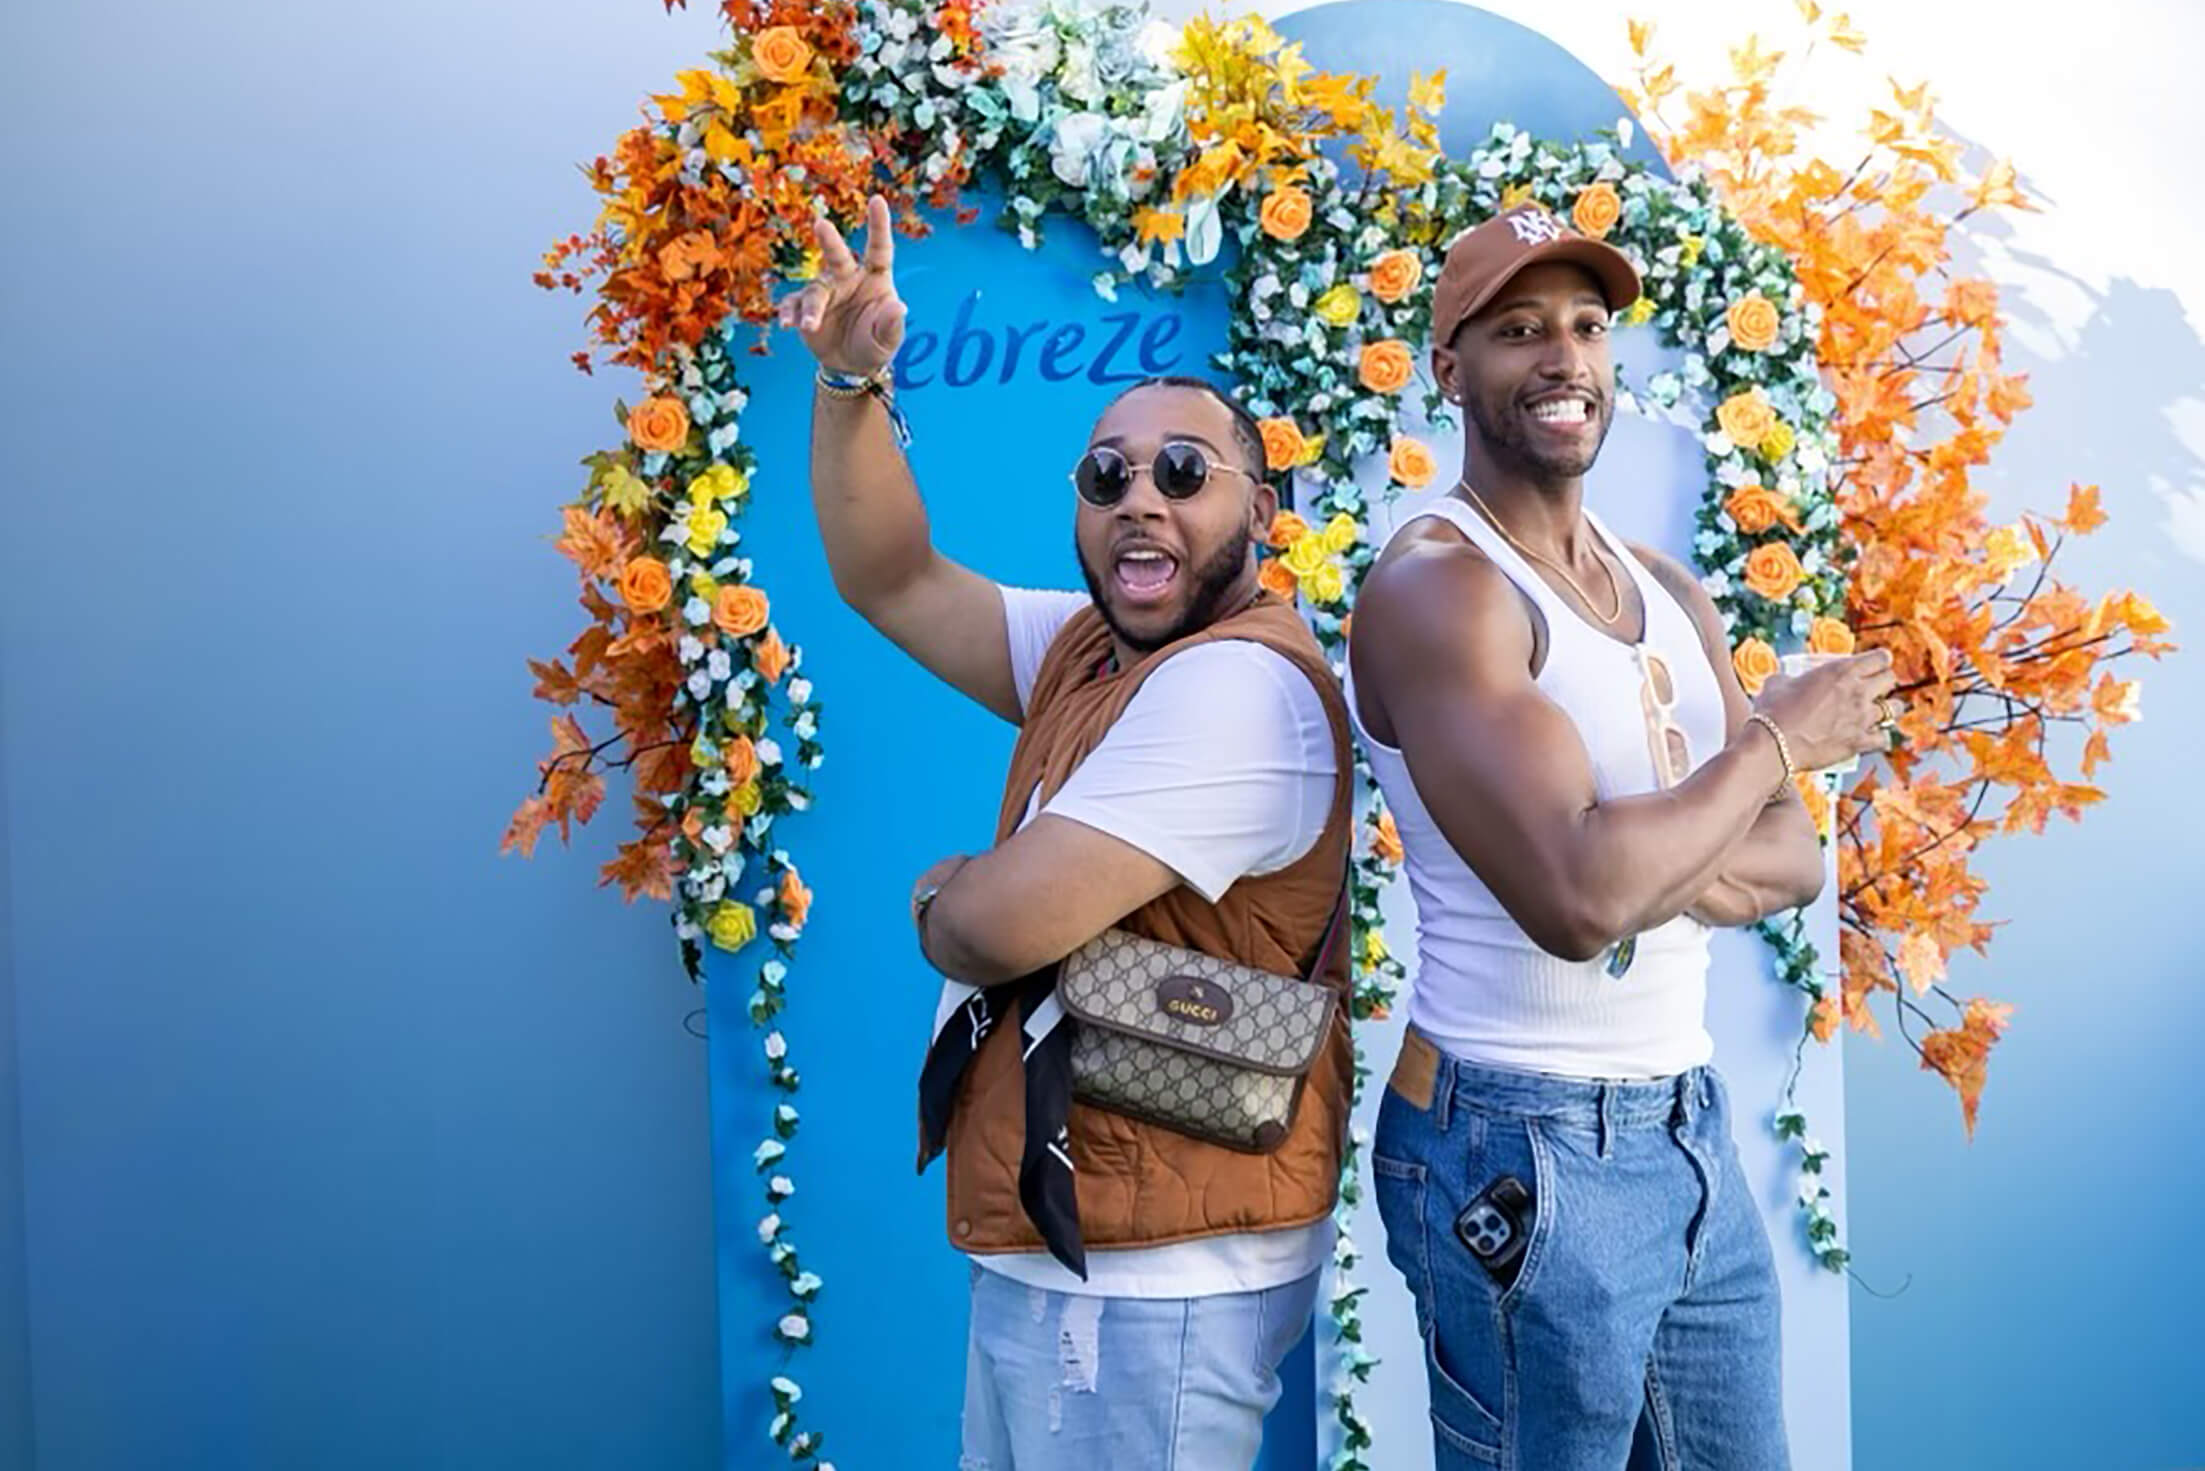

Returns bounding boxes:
[1156,975,1232,1026]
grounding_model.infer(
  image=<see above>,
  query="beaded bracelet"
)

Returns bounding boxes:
[1744,711,1797,799]
[816,365,911,447]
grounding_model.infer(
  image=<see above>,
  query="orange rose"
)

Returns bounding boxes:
[1726,292,1782,352]
[1266,510,1310,550]
[1258,186,1313,241]
[1387,436,1437,489]
[1731,635,1781,696]
[619,556,673,614]
[1571,182,1622,239]
[1742,542,1806,603]
[712,584,771,638]
[1368,249,1423,304]
[723,734,758,787]
[1257,417,1306,471]
[1807,617,1857,656]
[1722,483,1798,535]
[751,26,814,84]
[1715,389,1776,449]
[628,395,690,454]
[1258,558,1301,600]
[752,627,792,683]
[1339,613,1352,642]
[1359,339,1414,394]
[778,867,813,928]
[1371,811,1405,866]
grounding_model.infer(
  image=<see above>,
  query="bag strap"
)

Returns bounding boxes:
[1301,869,1354,984]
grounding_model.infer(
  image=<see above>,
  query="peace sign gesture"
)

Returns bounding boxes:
[776,194,908,378]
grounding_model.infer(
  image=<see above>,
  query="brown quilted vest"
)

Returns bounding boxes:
[943,592,1356,1256]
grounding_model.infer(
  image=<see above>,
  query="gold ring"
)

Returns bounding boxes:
[1878,696,1901,728]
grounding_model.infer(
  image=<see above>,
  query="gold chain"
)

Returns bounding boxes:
[1455,481,1625,626]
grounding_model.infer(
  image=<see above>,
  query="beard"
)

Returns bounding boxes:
[1466,386,1615,482]
[1077,530,1254,656]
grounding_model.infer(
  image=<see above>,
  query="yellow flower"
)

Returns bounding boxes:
[730,780,763,817]
[706,901,757,952]
[690,572,720,600]
[1679,234,1705,268]
[690,463,748,503]
[1361,928,1389,967]
[1623,296,1656,327]
[685,503,729,556]
[1759,421,1797,461]
[1499,181,1536,211]
[690,735,717,769]
[1282,532,1329,578]
[1306,561,1347,605]
[789,248,822,282]
[1320,513,1360,554]
[1313,284,1362,327]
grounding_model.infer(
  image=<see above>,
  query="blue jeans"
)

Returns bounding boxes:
[958,1264,1319,1470]
[1371,1038,1789,1471]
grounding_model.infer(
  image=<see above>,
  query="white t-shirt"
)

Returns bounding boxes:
[963,586,1337,1298]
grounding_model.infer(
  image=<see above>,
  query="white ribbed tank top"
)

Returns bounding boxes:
[1347,497,1728,1079]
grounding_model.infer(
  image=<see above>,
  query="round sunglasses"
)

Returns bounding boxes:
[1070,442,1260,508]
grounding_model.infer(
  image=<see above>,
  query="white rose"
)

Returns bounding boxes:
[1134,18,1181,70]
[1060,39,1103,103]
[1050,111,1111,187]
[1141,79,1187,143]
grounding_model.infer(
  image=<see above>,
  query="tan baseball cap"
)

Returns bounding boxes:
[1429,205,1641,351]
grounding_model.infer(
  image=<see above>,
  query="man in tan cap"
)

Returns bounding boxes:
[1345,204,1900,1467]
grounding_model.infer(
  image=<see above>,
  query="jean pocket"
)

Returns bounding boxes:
[1423,1316,1504,1462]
[1370,1154,1431,1334]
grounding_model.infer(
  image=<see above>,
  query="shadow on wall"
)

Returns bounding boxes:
[1845,138,2205,1471]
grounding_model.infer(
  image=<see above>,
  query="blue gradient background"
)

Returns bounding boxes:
[2,3,2198,1470]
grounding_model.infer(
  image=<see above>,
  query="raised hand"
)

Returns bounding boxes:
[1753,649,1902,772]
[775,193,908,377]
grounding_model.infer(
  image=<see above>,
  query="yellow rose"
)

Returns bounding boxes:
[1678,235,1704,268]
[1313,284,1362,327]
[1257,419,1306,472]
[618,556,673,614]
[1807,617,1856,655]
[690,573,720,601]
[1571,182,1622,239]
[751,26,815,84]
[628,395,690,453]
[706,900,758,952]
[1266,509,1311,549]
[1306,561,1346,605]
[1387,437,1436,489]
[1258,186,1313,241]
[730,780,763,817]
[1623,296,1656,327]
[1715,389,1777,449]
[1758,421,1796,461]
[1367,249,1423,304]
[1726,292,1782,352]
[1743,542,1806,603]
[1361,928,1389,966]
[1282,532,1329,578]
[1732,636,1781,696]
[690,463,748,502]
[685,503,729,556]
[1321,513,1360,554]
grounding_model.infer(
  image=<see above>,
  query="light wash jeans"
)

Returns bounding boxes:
[958,1263,1320,1471]
[1372,1043,1789,1471]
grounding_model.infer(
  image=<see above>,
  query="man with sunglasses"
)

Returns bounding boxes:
[1346,204,1901,1470]
[777,196,1355,1470]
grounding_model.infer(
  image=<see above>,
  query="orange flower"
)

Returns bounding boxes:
[1722,483,1799,535]
[1259,558,1301,600]
[712,584,771,638]
[1808,991,1841,1042]
[1807,617,1857,655]
[1370,811,1405,866]
[1359,339,1414,394]
[778,867,813,928]
[751,26,814,83]
[1387,436,1437,489]
[1368,249,1423,303]
[1742,542,1806,603]
[1715,389,1776,448]
[1726,292,1782,352]
[1257,418,1307,471]
[619,556,673,614]
[1571,182,1622,239]
[628,395,691,453]
[1258,185,1313,241]
[1732,635,1781,695]
[723,734,758,787]
[752,627,792,684]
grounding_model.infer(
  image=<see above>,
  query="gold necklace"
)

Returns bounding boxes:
[1456,481,1625,626]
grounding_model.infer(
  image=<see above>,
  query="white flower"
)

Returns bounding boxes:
[757,1212,782,1243]
[679,635,706,666]
[1140,78,1187,143]
[707,649,733,682]
[764,1031,787,1061]
[1803,1136,1827,1158]
[754,1139,787,1168]
[981,11,1059,81]
[791,1271,823,1298]
[763,959,788,984]
[1134,17,1181,70]
[1797,1175,1823,1207]
[1050,111,1111,187]
[1059,39,1103,103]
[684,596,712,626]
[771,1375,802,1401]
[792,711,818,740]
[757,738,784,767]
[777,1314,811,1343]
[768,1175,796,1199]
[789,678,812,704]
[686,670,713,700]
[702,824,733,855]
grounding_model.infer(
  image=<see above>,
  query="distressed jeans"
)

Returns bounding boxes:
[1372,1039,1789,1471]
[958,1263,1320,1471]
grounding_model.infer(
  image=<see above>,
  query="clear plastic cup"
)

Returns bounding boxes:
[1779,651,1860,775]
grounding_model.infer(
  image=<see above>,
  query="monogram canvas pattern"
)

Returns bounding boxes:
[1059,928,1335,1153]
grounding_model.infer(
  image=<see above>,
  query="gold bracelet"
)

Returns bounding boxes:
[815,365,891,398]
[1744,712,1796,797]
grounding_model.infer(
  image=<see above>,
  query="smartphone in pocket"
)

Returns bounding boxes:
[1454,1175,1535,1288]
